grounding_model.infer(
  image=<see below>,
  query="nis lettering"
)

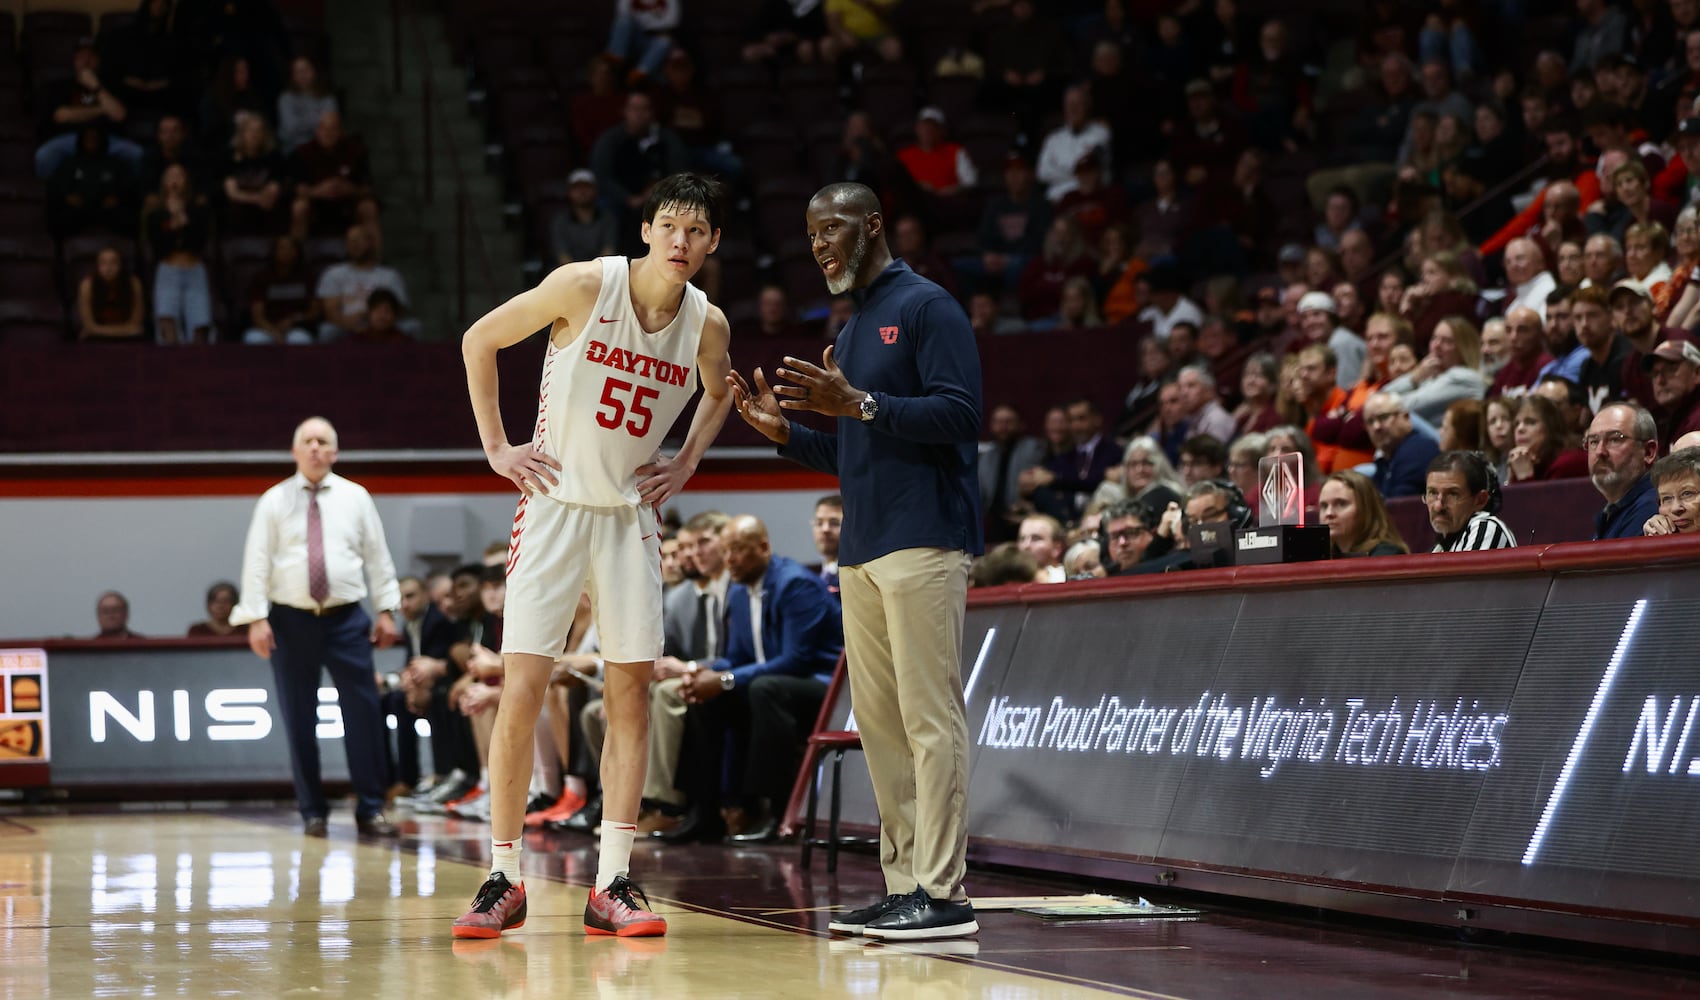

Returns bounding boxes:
[89,688,348,743]
[583,340,691,388]
[1622,694,1700,777]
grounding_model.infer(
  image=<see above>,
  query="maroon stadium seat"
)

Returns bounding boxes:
[303,236,347,271]
[0,139,33,177]
[0,232,53,261]
[0,176,45,203]
[511,139,571,204]
[220,235,274,268]
[474,34,538,78]
[0,258,54,299]
[782,81,843,130]
[0,319,65,346]
[0,199,45,234]
[753,175,819,253]
[711,238,757,306]
[775,240,827,306]
[925,75,980,124]
[714,65,776,138]
[737,120,803,184]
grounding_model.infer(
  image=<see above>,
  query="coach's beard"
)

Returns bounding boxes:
[824,232,870,295]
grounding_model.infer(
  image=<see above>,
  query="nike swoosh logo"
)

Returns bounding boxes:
[599,316,617,324]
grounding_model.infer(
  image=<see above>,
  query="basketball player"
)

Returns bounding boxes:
[452,173,734,940]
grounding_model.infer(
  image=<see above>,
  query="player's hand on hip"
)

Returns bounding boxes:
[488,440,561,495]
[636,452,694,507]
[247,619,275,660]
[726,367,792,443]
[774,346,863,418]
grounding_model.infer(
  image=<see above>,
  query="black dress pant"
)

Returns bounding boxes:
[268,604,389,820]
[681,673,827,814]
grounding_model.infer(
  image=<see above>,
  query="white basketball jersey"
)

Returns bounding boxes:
[533,256,705,507]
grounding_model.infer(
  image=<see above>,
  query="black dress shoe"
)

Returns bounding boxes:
[550,795,601,834]
[652,808,722,844]
[863,888,978,941]
[357,813,399,837]
[304,817,328,838]
[725,814,781,844]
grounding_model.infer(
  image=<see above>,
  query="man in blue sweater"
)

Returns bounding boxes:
[673,514,842,843]
[727,181,984,942]
[1364,392,1438,499]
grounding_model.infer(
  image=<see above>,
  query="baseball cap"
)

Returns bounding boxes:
[1641,339,1700,370]
[1609,278,1652,302]
[917,106,947,126]
[1277,243,1306,265]
[1184,79,1212,97]
[568,168,596,185]
[1297,291,1337,315]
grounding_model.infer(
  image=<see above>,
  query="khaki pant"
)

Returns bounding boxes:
[643,677,689,806]
[578,677,688,807]
[839,547,973,901]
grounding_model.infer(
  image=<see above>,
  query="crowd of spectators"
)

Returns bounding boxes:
[3,2,412,345]
[454,1,1700,567]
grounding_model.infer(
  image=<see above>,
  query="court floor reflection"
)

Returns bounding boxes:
[0,813,1109,1000]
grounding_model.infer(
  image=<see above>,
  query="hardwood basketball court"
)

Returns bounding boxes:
[2,808,1693,999]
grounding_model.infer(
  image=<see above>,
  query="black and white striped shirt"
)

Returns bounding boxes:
[1432,510,1518,553]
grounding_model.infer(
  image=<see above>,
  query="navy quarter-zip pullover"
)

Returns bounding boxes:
[779,260,985,565]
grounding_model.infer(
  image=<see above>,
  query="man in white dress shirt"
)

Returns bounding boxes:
[231,416,403,838]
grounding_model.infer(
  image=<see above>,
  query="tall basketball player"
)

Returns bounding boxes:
[453,173,734,939]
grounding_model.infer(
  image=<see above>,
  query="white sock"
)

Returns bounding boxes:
[596,823,636,891]
[490,838,522,884]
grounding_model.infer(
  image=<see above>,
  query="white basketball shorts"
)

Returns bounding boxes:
[502,494,663,662]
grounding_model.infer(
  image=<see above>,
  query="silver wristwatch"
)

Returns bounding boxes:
[858,393,879,422]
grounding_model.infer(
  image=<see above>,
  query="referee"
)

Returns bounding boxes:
[231,416,403,837]
[728,182,983,941]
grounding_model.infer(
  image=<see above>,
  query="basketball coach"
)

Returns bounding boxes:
[727,182,983,941]
[231,416,402,838]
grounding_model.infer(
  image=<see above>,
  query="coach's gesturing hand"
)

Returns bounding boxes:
[773,346,865,418]
[727,367,791,444]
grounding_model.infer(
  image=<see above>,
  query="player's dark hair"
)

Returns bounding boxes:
[643,172,727,232]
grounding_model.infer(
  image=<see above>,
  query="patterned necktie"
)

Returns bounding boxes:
[690,591,711,660]
[307,483,330,605]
